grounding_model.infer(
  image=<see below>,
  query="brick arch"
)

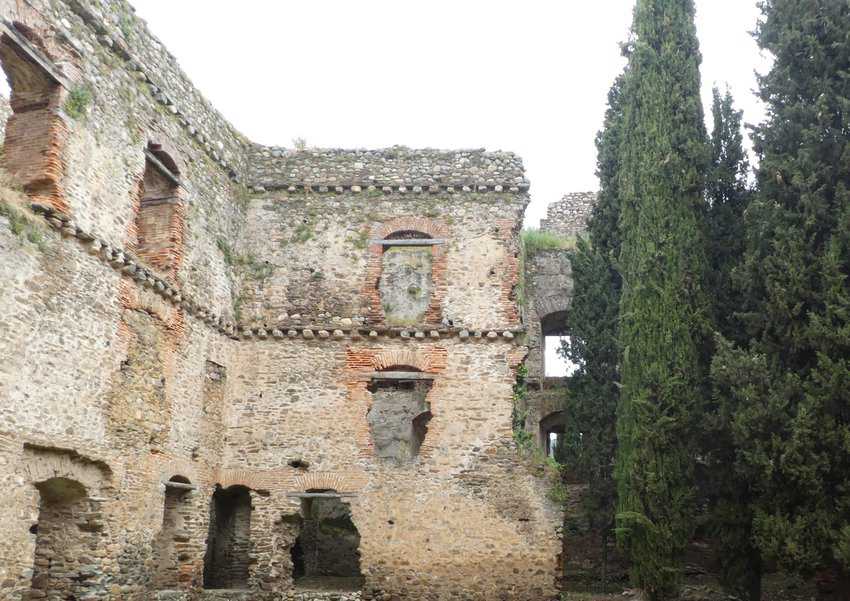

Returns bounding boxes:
[216,468,273,493]
[155,459,202,487]
[19,445,112,496]
[374,217,448,240]
[292,472,352,494]
[372,349,428,372]
[146,139,183,176]
[364,217,449,325]
[346,347,447,375]
[0,22,71,213]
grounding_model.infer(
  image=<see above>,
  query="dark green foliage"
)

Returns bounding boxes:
[590,72,626,262]
[711,0,850,594]
[706,87,751,340]
[560,72,625,588]
[561,238,621,584]
[64,85,92,120]
[614,0,711,597]
[700,89,762,601]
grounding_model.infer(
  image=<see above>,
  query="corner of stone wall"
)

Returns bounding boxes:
[539,191,597,238]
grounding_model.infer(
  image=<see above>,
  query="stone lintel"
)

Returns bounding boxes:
[0,20,70,88]
[368,239,446,246]
[285,492,356,499]
[163,480,198,491]
[144,149,182,187]
[368,371,435,381]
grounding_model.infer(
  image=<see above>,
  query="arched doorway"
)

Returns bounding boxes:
[203,485,252,589]
[154,475,195,590]
[540,411,566,459]
[541,310,577,378]
[30,477,101,600]
[291,490,362,592]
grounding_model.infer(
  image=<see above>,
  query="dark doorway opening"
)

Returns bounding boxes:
[203,485,251,589]
[292,492,363,592]
[30,477,99,600]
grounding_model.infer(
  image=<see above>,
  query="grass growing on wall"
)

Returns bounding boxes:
[64,86,92,120]
[0,169,48,251]
[516,229,579,307]
[522,228,577,254]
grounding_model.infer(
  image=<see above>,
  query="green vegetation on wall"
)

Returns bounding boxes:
[64,86,92,120]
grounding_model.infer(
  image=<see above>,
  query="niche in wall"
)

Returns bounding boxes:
[367,370,433,463]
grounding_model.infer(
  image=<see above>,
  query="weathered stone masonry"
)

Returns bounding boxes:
[0,1,563,600]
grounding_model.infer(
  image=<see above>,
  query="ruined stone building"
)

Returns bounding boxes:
[0,1,574,600]
[521,193,595,455]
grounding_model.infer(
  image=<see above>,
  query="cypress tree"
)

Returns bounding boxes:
[561,73,625,588]
[711,1,850,597]
[614,1,711,598]
[702,88,761,601]
[706,87,750,340]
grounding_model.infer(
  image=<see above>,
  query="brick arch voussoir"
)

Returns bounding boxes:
[371,349,430,372]
[156,460,202,486]
[374,217,448,240]
[215,468,271,493]
[293,472,351,494]
[19,447,112,496]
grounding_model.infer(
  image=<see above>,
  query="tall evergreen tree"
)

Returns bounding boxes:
[711,1,850,597]
[706,87,750,340]
[561,72,625,587]
[701,88,761,601]
[614,1,711,598]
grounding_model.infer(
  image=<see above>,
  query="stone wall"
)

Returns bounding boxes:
[539,191,597,238]
[246,146,529,191]
[0,0,562,599]
[238,190,524,330]
[0,93,10,142]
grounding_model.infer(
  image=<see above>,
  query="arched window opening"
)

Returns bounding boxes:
[377,230,440,326]
[384,229,431,240]
[154,476,195,590]
[30,477,101,599]
[203,485,251,590]
[541,311,577,378]
[291,490,362,592]
[540,411,566,460]
[0,22,66,210]
[135,142,181,276]
[367,367,434,462]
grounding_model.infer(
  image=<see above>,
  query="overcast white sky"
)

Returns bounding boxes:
[127,0,769,227]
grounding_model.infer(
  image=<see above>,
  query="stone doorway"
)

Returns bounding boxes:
[30,477,103,601]
[291,492,362,592]
[203,485,252,589]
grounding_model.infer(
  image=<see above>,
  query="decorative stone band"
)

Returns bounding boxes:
[240,326,519,342]
[30,202,523,344]
[248,182,530,194]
